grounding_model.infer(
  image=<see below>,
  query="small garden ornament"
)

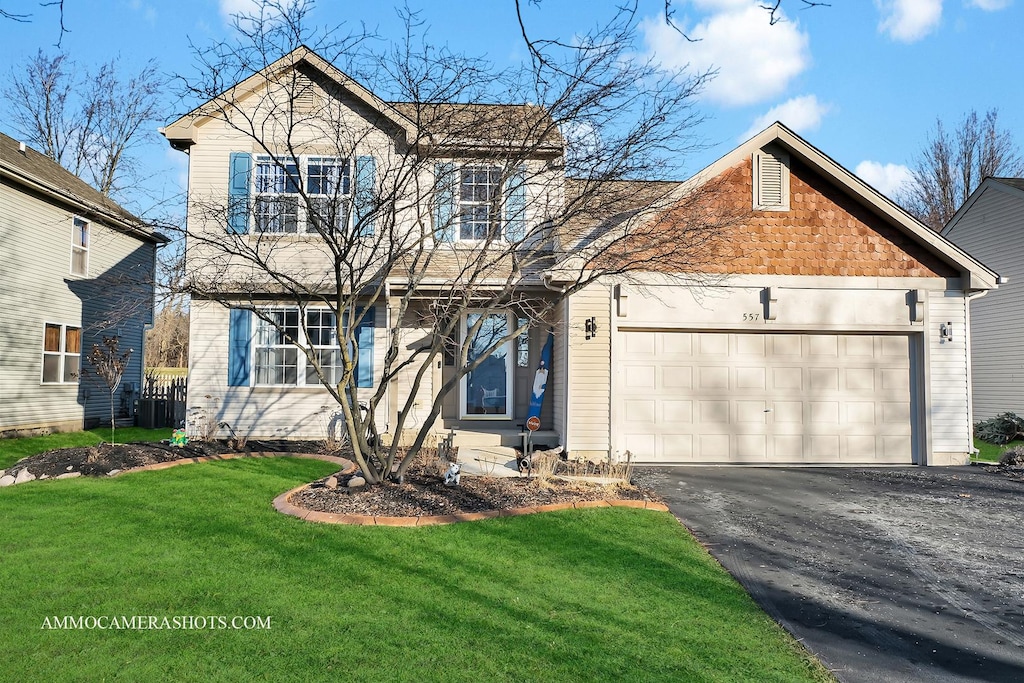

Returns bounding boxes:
[444,462,461,486]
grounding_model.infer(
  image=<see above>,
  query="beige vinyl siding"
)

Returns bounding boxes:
[551,299,567,441]
[944,186,1024,420]
[565,282,611,455]
[188,300,388,439]
[928,291,971,456]
[0,178,155,433]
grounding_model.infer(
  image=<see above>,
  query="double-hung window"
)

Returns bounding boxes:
[253,156,350,234]
[306,157,350,232]
[42,323,81,384]
[459,166,502,241]
[254,308,300,385]
[253,307,345,387]
[71,217,89,276]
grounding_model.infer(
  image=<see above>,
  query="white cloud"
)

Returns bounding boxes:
[876,0,943,42]
[854,160,914,198]
[740,95,831,141]
[641,2,810,107]
[219,0,259,22]
[966,0,1012,9]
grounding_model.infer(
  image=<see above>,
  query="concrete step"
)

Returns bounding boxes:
[436,424,559,449]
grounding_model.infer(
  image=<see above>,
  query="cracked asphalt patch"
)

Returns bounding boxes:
[636,466,1024,683]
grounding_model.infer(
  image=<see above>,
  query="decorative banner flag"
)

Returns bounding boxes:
[526,331,554,431]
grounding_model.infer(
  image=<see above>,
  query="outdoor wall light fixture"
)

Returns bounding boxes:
[940,321,953,343]
[585,316,598,340]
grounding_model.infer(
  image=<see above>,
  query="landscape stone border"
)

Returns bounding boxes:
[273,482,670,527]
[119,451,356,477]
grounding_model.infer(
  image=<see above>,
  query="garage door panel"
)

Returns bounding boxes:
[615,331,916,464]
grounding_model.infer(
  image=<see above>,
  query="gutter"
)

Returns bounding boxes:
[0,163,167,244]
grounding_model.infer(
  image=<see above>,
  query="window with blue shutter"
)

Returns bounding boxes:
[433,162,457,242]
[228,153,253,234]
[228,308,252,386]
[354,155,376,237]
[504,166,526,242]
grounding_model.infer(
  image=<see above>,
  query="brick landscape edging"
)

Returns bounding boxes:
[272,482,670,526]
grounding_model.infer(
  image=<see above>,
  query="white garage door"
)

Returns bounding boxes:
[615,331,915,464]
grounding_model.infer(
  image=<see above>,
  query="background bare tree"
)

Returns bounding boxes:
[172,0,743,483]
[899,109,1024,230]
[145,304,190,369]
[3,50,164,197]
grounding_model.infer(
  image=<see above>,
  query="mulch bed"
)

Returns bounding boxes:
[2,440,325,479]
[291,471,653,517]
[4,441,660,517]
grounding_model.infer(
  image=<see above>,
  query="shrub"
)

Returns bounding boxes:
[974,412,1024,445]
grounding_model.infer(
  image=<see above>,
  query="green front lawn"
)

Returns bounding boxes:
[972,437,1023,463]
[0,459,831,682]
[0,427,173,469]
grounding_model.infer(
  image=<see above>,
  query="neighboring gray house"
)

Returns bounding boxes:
[941,178,1020,421]
[0,132,167,436]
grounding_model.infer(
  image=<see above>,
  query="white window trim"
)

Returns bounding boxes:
[457,164,505,243]
[253,155,352,235]
[41,322,81,385]
[752,150,791,212]
[252,306,343,388]
[70,216,89,276]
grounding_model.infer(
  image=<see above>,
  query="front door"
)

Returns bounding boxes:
[460,311,513,419]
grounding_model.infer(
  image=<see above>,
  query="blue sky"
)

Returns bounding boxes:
[2,0,1021,214]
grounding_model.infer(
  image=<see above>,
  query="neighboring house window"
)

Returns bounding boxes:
[248,306,373,387]
[253,156,351,234]
[753,149,790,211]
[41,323,81,384]
[459,166,503,241]
[71,217,89,276]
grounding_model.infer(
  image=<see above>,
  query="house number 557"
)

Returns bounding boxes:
[743,313,760,321]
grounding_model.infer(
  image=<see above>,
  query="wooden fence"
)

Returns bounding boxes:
[139,375,187,429]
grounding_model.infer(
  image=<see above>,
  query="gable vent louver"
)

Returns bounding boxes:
[754,149,789,211]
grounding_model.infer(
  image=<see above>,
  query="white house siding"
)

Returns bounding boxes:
[188,300,387,440]
[564,282,612,459]
[927,291,972,463]
[566,275,973,465]
[943,185,1024,420]
[0,178,155,433]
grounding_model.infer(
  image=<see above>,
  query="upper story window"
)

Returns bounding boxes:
[253,156,351,234]
[42,323,81,384]
[459,167,502,241]
[71,217,89,276]
[433,162,526,244]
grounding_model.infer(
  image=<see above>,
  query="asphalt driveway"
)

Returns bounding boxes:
[636,466,1024,683]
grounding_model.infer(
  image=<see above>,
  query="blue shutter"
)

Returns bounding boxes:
[433,162,456,242]
[227,308,252,386]
[356,307,375,388]
[354,155,376,237]
[228,153,252,234]
[504,166,526,242]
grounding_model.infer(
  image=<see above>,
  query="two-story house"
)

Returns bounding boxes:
[0,132,167,436]
[165,46,997,466]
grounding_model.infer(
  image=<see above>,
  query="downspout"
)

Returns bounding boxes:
[963,284,996,458]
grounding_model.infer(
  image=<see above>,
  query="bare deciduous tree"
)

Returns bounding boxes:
[87,336,134,443]
[899,109,1024,230]
[170,0,744,483]
[3,50,164,197]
